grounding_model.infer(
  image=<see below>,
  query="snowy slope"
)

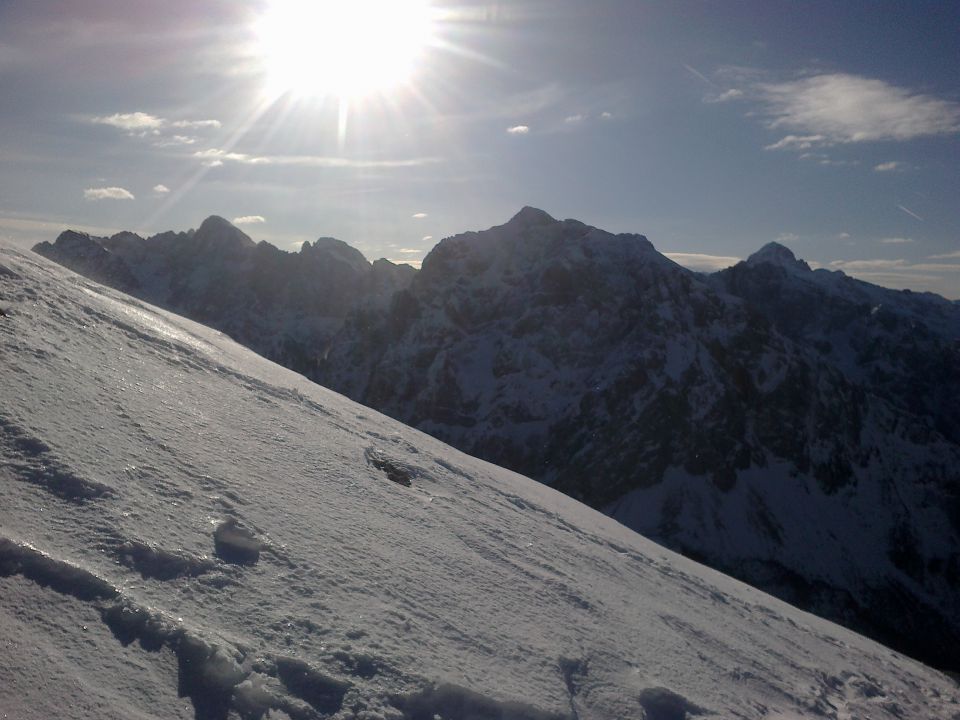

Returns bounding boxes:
[3,246,958,718]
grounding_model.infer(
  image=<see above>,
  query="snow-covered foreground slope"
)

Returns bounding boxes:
[1,244,957,720]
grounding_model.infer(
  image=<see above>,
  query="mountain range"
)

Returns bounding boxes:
[34,208,960,674]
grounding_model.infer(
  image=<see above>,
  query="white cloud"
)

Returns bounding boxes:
[764,134,826,151]
[422,235,433,242]
[837,232,851,240]
[233,215,266,225]
[411,212,428,219]
[154,135,197,147]
[84,186,134,201]
[874,161,904,172]
[170,119,222,129]
[506,125,530,135]
[776,232,800,244]
[92,112,164,131]
[193,148,439,169]
[92,113,220,134]
[704,88,744,104]
[564,114,584,124]
[152,184,170,194]
[600,112,613,120]
[880,237,913,244]
[397,248,421,254]
[664,252,741,273]
[760,73,960,145]
[928,250,960,260]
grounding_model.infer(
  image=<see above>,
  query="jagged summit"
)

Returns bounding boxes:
[303,236,371,274]
[506,206,556,228]
[746,241,811,272]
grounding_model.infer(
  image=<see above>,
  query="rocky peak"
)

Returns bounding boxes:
[193,216,255,251]
[745,242,811,272]
[505,206,556,229]
[304,236,370,274]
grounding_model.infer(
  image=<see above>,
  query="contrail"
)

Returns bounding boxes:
[682,64,712,85]
[897,204,924,222]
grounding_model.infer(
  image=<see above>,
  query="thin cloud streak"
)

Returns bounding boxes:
[897,204,924,222]
[92,112,221,132]
[193,149,441,169]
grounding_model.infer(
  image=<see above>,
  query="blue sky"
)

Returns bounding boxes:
[1,0,958,297]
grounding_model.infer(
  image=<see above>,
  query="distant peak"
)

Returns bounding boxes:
[746,242,811,272]
[507,206,556,228]
[197,215,236,232]
[194,216,254,249]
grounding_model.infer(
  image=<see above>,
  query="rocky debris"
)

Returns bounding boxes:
[213,519,262,565]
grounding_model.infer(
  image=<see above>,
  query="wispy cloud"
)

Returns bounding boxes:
[170,119,222,130]
[874,161,904,172]
[929,250,960,260]
[760,74,960,148]
[422,235,433,242]
[152,184,170,195]
[704,88,744,104]
[84,186,134,201]
[776,232,800,244]
[233,215,265,225]
[896,204,924,222]
[411,212,428,219]
[397,248,421,254]
[194,149,440,169]
[880,237,913,244]
[564,114,585,124]
[664,252,741,273]
[92,112,165,132]
[765,135,825,151]
[830,258,960,273]
[600,112,613,120]
[92,112,221,133]
[153,135,197,147]
[506,125,530,135]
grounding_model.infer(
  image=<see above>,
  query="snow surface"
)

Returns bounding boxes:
[1,243,958,719]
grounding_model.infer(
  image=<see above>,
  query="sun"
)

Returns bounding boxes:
[256,0,434,100]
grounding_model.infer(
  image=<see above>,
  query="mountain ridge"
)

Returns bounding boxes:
[32,209,960,673]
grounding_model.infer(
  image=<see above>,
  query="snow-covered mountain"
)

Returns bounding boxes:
[4,239,959,719]
[321,209,960,673]
[33,216,415,378]
[32,210,960,676]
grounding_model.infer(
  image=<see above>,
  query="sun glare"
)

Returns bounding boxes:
[256,0,434,100]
